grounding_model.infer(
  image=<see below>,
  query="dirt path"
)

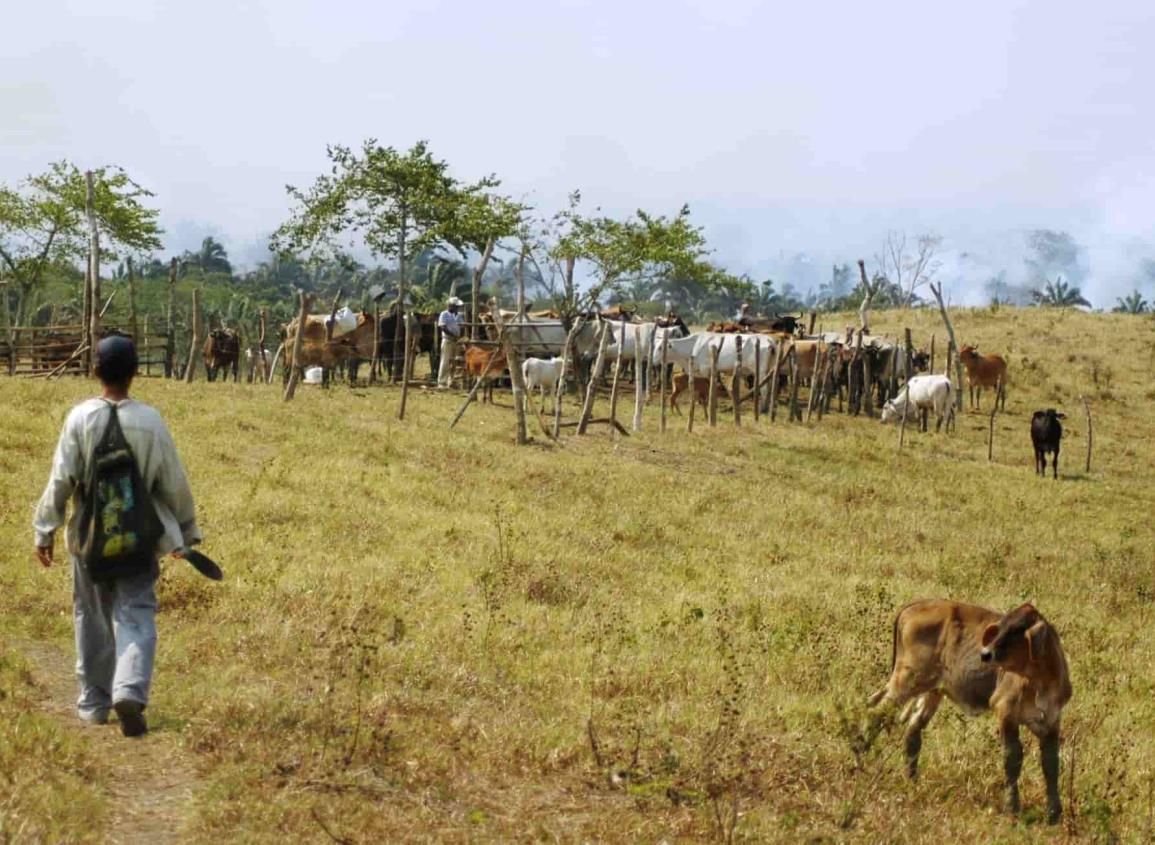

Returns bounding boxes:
[19,638,200,845]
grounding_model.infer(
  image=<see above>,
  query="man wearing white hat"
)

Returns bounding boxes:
[437,297,465,388]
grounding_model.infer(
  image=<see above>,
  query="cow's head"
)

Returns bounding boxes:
[879,399,903,425]
[980,603,1046,667]
[912,350,930,372]
[959,344,978,360]
[1034,408,1066,424]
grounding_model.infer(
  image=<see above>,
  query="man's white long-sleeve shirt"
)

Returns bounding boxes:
[33,398,202,556]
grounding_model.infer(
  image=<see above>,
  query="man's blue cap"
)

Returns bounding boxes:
[94,335,138,382]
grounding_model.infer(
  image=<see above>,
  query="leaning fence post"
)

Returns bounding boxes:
[769,340,784,422]
[577,322,611,435]
[686,358,697,433]
[788,347,801,421]
[283,292,312,401]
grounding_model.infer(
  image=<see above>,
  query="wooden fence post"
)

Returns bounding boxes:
[283,292,313,401]
[370,302,381,384]
[632,324,644,432]
[752,339,761,423]
[577,323,611,435]
[659,330,669,433]
[1082,396,1093,473]
[929,333,936,374]
[501,327,529,445]
[788,347,801,421]
[608,317,626,431]
[806,344,824,423]
[85,171,100,375]
[898,383,909,450]
[769,341,784,422]
[732,335,743,427]
[553,317,585,439]
[1,280,14,376]
[707,343,720,427]
[165,258,177,378]
[807,310,817,336]
[126,256,139,342]
[258,309,269,383]
[183,288,203,383]
[987,377,1001,460]
[686,358,697,433]
[862,342,874,418]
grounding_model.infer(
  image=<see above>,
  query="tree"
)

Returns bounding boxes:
[1032,276,1091,308]
[182,236,232,275]
[1025,230,1083,287]
[875,231,941,308]
[274,139,502,373]
[553,200,712,313]
[0,161,162,325]
[1113,290,1149,314]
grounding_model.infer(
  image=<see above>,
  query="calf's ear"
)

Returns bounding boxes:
[981,623,999,647]
[1057,413,1067,419]
[1025,620,1046,663]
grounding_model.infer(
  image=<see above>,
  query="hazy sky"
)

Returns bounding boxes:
[4,0,1153,304]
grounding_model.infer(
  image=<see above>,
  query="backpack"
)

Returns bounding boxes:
[77,402,164,582]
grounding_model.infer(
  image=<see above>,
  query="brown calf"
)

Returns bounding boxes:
[959,345,1008,410]
[668,372,716,415]
[868,600,1071,823]
[463,344,509,403]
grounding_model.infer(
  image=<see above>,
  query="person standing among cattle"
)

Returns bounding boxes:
[437,297,465,388]
[32,336,202,737]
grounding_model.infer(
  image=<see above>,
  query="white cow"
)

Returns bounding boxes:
[880,374,955,432]
[521,357,566,413]
[604,321,687,363]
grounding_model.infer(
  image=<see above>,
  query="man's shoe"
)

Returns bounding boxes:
[113,699,148,737]
[78,709,109,726]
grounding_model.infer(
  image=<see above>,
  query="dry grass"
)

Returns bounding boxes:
[2,305,1154,842]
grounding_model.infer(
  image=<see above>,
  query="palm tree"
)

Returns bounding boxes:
[182,237,232,275]
[1113,290,1149,314]
[1032,276,1091,308]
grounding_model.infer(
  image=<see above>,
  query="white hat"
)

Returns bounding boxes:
[447,297,464,307]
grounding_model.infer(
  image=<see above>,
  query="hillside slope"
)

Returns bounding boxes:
[1,306,1153,842]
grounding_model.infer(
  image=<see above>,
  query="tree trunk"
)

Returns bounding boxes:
[659,330,669,432]
[632,324,645,432]
[496,308,528,444]
[516,243,527,317]
[608,317,626,430]
[398,221,413,419]
[323,288,342,389]
[471,237,496,341]
[552,317,584,439]
[732,335,742,427]
[707,343,720,427]
[283,292,313,401]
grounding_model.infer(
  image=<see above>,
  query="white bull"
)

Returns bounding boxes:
[521,357,565,413]
[604,321,687,362]
[496,317,602,359]
[880,374,955,432]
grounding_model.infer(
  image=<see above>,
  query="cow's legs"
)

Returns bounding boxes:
[1000,718,1023,815]
[903,690,943,780]
[1035,449,1044,476]
[1052,447,1059,480]
[1032,726,1063,823]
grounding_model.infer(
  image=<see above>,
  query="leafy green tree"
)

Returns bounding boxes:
[1113,290,1149,314]
[274,140,499,300]
[0,161,162,324]
[1032,276,1091,308]
[182,236,232,275]
[553,200,712,315]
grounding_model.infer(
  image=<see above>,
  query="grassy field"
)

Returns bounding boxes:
[2,305,1154,843]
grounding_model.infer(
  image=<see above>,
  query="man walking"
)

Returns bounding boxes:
[437,296,465,388]
[33,336,201,737]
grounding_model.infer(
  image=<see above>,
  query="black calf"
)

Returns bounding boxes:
[1031,409,1065,479]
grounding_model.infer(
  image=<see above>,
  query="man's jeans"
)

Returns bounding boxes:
[72,555,158,721]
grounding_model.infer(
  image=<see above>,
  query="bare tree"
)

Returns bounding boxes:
[876,231,942,307]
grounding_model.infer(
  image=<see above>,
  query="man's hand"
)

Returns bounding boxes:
[36,544,53,568]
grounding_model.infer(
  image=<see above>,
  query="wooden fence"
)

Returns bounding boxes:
[0,324,171,378]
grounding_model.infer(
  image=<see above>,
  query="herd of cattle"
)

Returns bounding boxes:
[198,304,1072,477]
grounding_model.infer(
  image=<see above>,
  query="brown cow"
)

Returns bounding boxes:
[463,344,509,403]
[282,312,376,374]
[959,344,1008,410]
[868,600,1071,823]
[203,328,240,382]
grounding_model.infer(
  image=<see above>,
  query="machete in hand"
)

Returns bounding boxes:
[180,548,224,581]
